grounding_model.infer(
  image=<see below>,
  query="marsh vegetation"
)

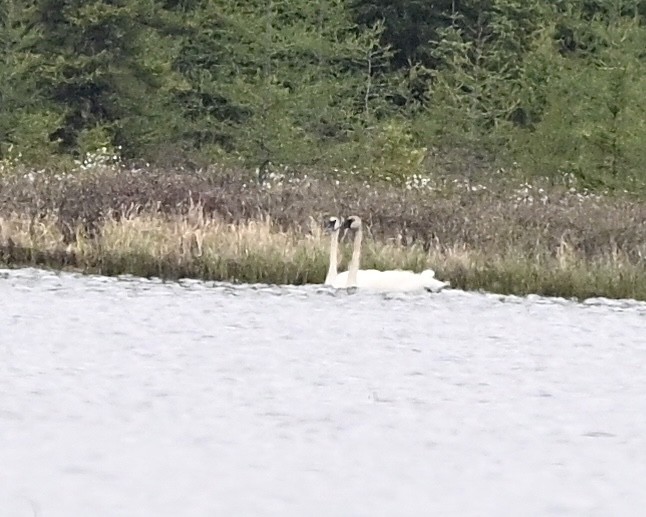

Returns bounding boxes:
[1,166,644,300]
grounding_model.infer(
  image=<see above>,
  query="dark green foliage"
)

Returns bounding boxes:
[0,0,64,162]
[512,2,646,189]
[170,0,402,169]
[1,0,183,160]
[1,0,645,191]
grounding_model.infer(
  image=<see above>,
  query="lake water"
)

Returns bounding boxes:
[1,267,645,516]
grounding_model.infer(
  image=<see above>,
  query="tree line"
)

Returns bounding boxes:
[1,0,645,189]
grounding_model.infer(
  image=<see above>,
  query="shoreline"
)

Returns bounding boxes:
[3,262,646,310]
[1,210,645,302]
[1,166,645,301]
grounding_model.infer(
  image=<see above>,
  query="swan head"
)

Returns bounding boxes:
[343,215,362,231]
[342,215,362,240]
[323,216,341,233]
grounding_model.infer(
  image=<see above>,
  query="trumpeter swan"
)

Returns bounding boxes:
[336,215,449,292]
[323,216,341,286]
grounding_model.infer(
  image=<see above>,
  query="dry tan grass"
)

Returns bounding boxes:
[2,165,645,298]
[1,203,645,300]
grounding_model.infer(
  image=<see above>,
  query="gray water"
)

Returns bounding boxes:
[1,268,645,517]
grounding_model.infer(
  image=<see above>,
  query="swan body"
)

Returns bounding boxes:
[338,215,449,292]
[332,268,448,292]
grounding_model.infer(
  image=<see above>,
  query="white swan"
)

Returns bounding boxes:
[334,215,449,292]
[323,216,341,286]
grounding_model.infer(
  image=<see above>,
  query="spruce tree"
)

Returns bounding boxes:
[172,0,396,169]
[0,0,64,162]
[28,0,183,159]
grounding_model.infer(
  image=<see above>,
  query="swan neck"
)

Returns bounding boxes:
[348,228,362,287]
[324,229,339,285]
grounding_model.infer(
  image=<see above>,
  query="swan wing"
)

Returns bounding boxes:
[356,269,449,292]
[351,269,421,291]
[331,269,385,289]
[420,269,449,292]
[333,268,449,292]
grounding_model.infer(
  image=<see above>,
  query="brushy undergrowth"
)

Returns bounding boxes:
[1,165,645,300]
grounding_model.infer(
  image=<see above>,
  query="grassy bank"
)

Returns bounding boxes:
[1,166,645,300]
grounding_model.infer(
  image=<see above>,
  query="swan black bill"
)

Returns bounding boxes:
[324,217,340,232]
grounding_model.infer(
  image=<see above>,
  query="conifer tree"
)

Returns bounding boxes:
[173,0,396,167]
[0,0,64,162]
[27,0,183,158]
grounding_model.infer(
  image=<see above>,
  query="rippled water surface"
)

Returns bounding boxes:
[1,268,646,516]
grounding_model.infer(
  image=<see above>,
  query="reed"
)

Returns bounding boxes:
[1,203,645,300]
[2,165,645,299]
